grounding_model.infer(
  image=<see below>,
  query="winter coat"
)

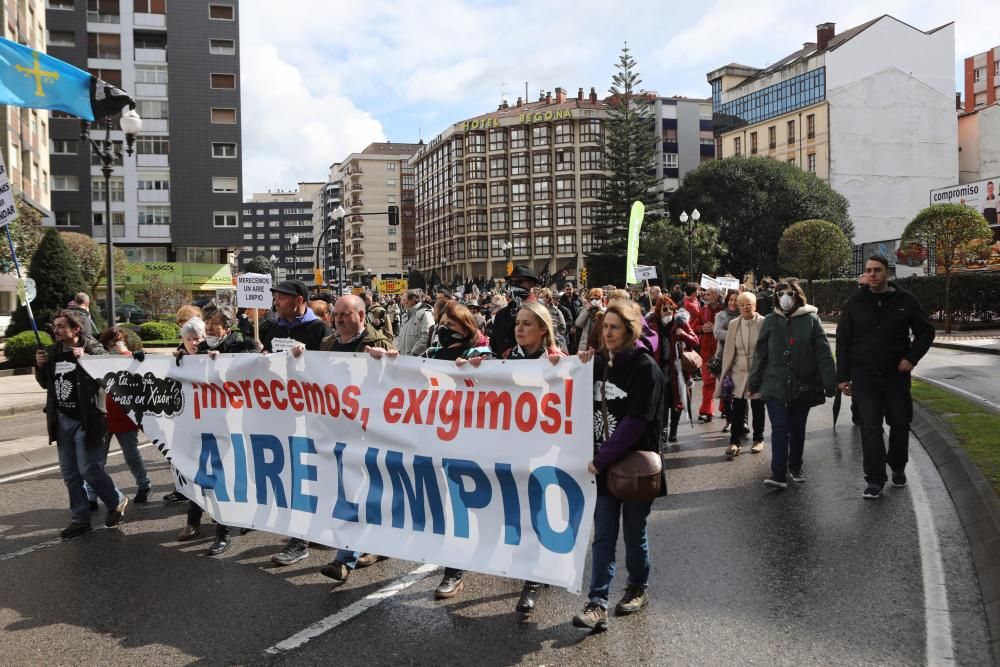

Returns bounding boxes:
[715,313,764,400]
[713,309,740,356]
[320,322,395,353]
[65,306,98,337]
[367,303,394,339]
[698,303,720,361]
[575,305,604,353]
[35,335,107,449]
[747,306,836,406]
[652,310,700,411]
[544,302,569,353]
[835,284,935,382]
[394,303,435,356]
[195,330,261,355]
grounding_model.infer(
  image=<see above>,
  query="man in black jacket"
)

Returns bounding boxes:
[836,256,935,499]
[489,264,538,355]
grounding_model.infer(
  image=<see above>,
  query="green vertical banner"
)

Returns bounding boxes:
[625,200,645,284]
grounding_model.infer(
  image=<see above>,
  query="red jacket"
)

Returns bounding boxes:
[698,303,720,360]
[106,348,138,433]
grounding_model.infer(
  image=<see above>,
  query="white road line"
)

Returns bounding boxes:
[0,536,65,562]
[0,442,156,484]
[265,563,441,655]
[907,459,955,665]
[913,374,1000,414]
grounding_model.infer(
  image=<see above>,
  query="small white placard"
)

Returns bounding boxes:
[268,337,296,354]
[237,273,273,308]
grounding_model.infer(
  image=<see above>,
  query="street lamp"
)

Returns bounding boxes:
[81,107,142,323]
[290,233,300,281]
[679,209,700,282]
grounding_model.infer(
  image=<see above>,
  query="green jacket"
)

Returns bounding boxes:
[747,305,836,406]
[319,322,395,353]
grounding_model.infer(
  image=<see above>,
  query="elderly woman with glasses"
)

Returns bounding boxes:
[747,278,836,490]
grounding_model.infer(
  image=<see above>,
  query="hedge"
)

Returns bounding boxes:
[138,321,179,342]
[809,271,1000,323]
[3,330,53,367]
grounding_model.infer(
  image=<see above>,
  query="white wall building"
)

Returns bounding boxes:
[958,103,1000,184]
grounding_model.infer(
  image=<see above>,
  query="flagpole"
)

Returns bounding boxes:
[4,224,42,348]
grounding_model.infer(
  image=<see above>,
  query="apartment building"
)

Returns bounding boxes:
[964,45,1000,112]
[653,96,714,196]
[239,184,322,283]
[708,16,957,246]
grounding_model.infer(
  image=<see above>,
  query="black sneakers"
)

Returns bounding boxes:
[60,522,92,539]
[863,483,883,499]
[105,496,128,527]
[615,586,649,616]
[320,560,351,582]
[763,475,788,490]
[891,470,907,488]
[788,468,806,483]
[162,491,185,504]
[133,487,152,504]
[271,538,310,566]
[572,602,608,631]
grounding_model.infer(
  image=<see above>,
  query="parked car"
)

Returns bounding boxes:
[115,304,150,324]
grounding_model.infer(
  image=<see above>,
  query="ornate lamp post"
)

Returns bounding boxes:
[290,233,300,281]
[81,108,141,322]
[679,208,700,282]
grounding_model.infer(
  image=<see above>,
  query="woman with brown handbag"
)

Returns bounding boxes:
[572,301,666,633]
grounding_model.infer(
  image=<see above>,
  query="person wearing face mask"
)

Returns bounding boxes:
[161,316,207,505]
[648,296,700,443]
[489,264,538,356]
[575,287,605,353]
[713,290,741,434]
[717,292,766,458]
[176,305,259,555]
[537,287,569,353]
[747,279,836,490]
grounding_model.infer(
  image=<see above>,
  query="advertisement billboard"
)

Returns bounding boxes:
[926,177,1000,273]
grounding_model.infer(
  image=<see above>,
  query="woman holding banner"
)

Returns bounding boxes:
[573,301,666,632]
[176,305,258,555]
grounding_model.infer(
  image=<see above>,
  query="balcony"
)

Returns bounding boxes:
[87,10,120,23]
[350,232,364,240]
[350,182,363,192]
[138,189,170,203]
[349,200,364,210]
[348,167,363,178]
[137,224,170,238]
[135,48,167,63]
[134,12,167,28]
[137,154,168,167]
[351,247,365,258]
[136,83,167,98]
[92,224,125,239]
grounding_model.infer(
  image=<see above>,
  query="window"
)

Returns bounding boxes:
[557,232,576,254]
[211,107,237,124]
[211,73,236,89]
[88,0,119,22]
[138,177,169,190]
[467,184,486,206]
[50,139,77,155]
[489,208,508,230]
[579,119,602,142]
[512,235,528,256]
[54,211,80,227]
[388,243,397,251]
[733,136,741,156]
[807,153,816,173]
[212,176,238,193]
[209,4,234,20]
[713,67,826,134]
[213,211,238,227]
[47,30,75,47]
[581,204,598,226]
[750,131,758,154]
[582,231,594,253]
[93,211,125,227]
[581,176,604,198]
[465,133,485,154]
[534,234,551,254]
[489,181,508,204]
[511,181,528,203]
[580,148,602,170]
[213,143,237,159]
[134,0,167,14]
[510,128,527,149]
[489,156,507,178]
[87,32,120,59]
[138,205,170,226]
[787,120,795,145]
[135,65,167,84]
[555,177,575,199]
[532,152,551,174]
[210,38,235,55]
[511,207,529,230]
[387,162,396,171]
[136,100,168,119]
[533,205,551,228]
[52,175,78,191]
[511,153,528,176]
[787,156,796,166]
[807,114,816,139]
[532,125,550,147]
[556,204,575,227]
[49,0,74,9]
[554,122,574,144]
[533,178,551,201]
[768,126,776,150]
[92,177,124,201]
[974,67,984,83]
[555,148,574,172]
[663,153,678,169]
[136,136,169,154]
[488,129,506,151]
[466,158,486,180]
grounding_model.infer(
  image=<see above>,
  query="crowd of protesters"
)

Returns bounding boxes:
[31,255,935,631]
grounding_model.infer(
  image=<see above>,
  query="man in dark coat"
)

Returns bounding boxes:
[489,264,538,356]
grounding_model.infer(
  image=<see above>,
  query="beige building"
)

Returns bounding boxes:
[331,142,420,287]
[0,0,50,212]
[412,87,609,283]
[239,183,323,283]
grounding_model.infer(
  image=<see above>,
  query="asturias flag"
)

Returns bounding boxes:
[0,37,132,121]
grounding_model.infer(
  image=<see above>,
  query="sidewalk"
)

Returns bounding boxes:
[0,372,46,417]
[821,322,1000,354]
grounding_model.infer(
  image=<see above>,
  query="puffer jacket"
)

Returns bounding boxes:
[747,305,836,406]
[35,335,107,449]
[394,303,435,356]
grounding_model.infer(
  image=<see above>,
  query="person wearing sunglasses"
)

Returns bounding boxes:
[747,278,836,489]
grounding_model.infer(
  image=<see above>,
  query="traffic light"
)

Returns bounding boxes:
[580,267,588,286]
[388,205,399,226]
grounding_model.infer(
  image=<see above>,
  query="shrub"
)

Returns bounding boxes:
[3,330,53,367]
[6,228,86,337]
[138,321,178,342]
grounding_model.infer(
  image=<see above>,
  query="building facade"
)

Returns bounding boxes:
[653,96,714,196]
[413,88,610,283]
[329,142,420,290]
[312,164,342,288]
[964,45,1000,113]
[45,0,243,266]
[958,103,1000,184]
[708,16,957,246]
[239,184,322,283]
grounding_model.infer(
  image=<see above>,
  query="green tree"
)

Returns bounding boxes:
[901,203,992,333]
[641,218,726,284]
[587,43,660,281]
[6,228,86,337]
[0,195,45,275]
[778,219,853,302]
[243,255,276,281]
[59,231,129,298]
[670,156,853,278]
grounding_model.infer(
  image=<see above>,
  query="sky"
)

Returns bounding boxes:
[238,0,993,197]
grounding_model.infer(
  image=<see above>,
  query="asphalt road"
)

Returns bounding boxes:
[911,347,1000,414]
[0,389,991,665]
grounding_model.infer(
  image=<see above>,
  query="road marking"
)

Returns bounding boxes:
[907,458,955,665]
[265,563,441,655]
[0,536,65,562]
[913,374,1000,414]
[0,442,156,484]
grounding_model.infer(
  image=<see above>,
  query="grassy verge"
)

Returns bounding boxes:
[912,379,1000,496]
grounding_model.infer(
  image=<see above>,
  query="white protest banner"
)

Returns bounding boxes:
[715,276,740,291]
[80,354,596,592]
[700,274,721,290]
[634,265,657,280]
[236,273,273,308]
[0,151,17,229]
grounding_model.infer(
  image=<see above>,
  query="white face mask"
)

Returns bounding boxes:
[779,294,796,311]
[205,335,221,348]
[590,299,601,307]
[661,314,674,326]
[538,297,548,306]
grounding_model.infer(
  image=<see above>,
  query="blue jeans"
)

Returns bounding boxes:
[85,430,149,501]
[765,398,811,478]
[588,494,653,608]
[56,413,120,525]
[335,549,360,569]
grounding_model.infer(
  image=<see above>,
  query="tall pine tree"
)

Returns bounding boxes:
[587,43,660,285]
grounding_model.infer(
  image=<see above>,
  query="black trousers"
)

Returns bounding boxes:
[729,397,765,445]
[187,501,229,535]
[852,371,913,485]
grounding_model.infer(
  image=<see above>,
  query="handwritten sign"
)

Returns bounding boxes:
[634,265,657,280]
[0,152,17,229]
[236,273,272,308]
[700,274,721,290]
[716,276,740,291]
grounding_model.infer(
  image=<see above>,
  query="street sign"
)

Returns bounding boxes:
[16,277,35,305]
[236,272,272,308]
[0,151,16,229]
[376,278,408,295]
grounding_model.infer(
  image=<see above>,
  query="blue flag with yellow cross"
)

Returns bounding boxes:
[0,36,133,121]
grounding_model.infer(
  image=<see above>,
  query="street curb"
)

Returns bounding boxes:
[0,401,46,418]
[823,331,1000,356]
[0,367,33,377]
[911,402,1000,664]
